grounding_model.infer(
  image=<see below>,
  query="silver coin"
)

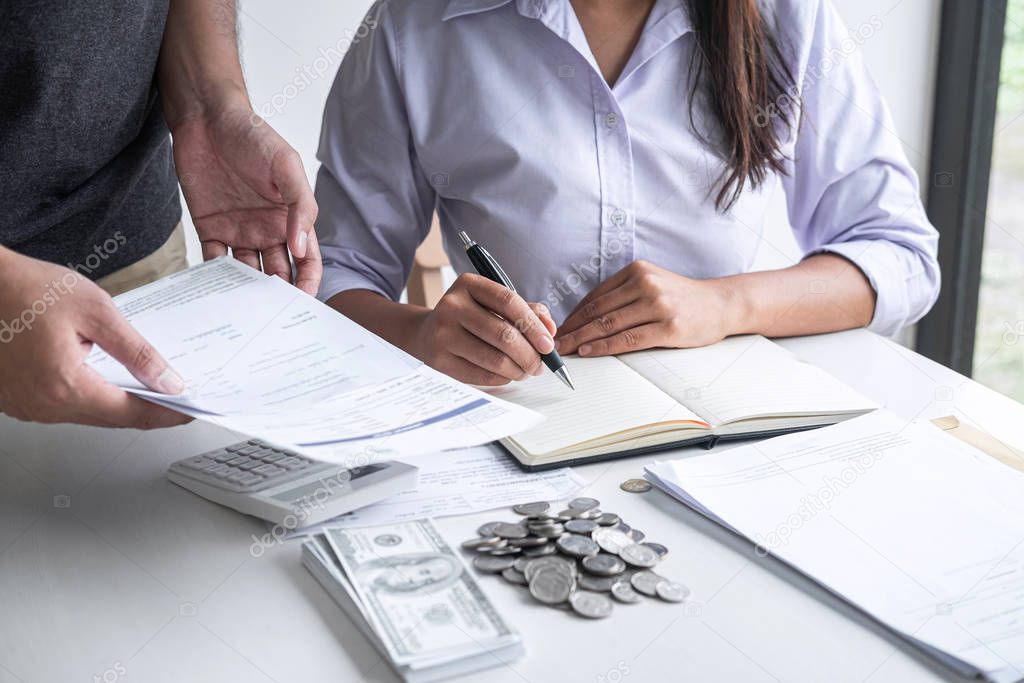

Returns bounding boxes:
[620,478,653,493]
[592,527,633,555]
[569,590,613,618]
[513,501,551,516]
[477,521,504,537]
[611,579,642,603]
[642,542,668,558]
[523,543,557,557]
[513,556,532,572]
[656,580,691,603]
[528,523,566,537]
[568,497,600,511]
[630,570,663,596]
[501,567,529,586]
[493,522,529,539]
[581,553,627,577]
[524,556,576,582]
[578,574,619,592]
[556,534,600,558]
[508,536,549,548]
[489,546,521,556]
[595,512,621,526]
[577,508,603,520]
[461,536,504,551]
[529,567,575,604]
[525,514,558,523]
[620,543,660,568]
[564,519,598,534]
[628,528,646,543]
[473,555,516,573]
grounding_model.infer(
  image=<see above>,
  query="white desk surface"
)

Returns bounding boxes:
[2,329,1022,683]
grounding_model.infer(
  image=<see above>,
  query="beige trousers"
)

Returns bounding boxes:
[95,223,189,297]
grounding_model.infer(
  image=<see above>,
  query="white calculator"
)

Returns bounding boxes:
[167,439,417,528]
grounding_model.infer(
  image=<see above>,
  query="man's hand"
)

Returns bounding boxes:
[0,250,191,429]
[555,260,737,357]
[408,274,557,386]
[172,104,323,295]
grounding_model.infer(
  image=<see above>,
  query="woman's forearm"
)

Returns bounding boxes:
[327,289,429,351]
[726,253,876,338]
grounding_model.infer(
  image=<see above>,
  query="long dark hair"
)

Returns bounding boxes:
[687,0,795,211]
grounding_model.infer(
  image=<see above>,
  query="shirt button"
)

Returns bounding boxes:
[605,113,619,128]
[610,209,627,226]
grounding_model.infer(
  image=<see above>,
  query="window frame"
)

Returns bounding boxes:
[915,0,1008,374]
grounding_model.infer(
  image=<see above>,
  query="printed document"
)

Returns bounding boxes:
[87,258,542,463]
[287,444,587,536]
[646,410,1024,682]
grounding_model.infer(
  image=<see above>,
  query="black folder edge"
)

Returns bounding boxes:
[496,423,828,472]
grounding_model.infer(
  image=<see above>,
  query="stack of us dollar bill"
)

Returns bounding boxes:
[302,519,524,682]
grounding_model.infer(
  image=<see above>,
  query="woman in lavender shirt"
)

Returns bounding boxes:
[314,0,939,387]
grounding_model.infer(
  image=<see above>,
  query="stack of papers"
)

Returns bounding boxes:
[87,258,542,465]
[645,410,1024,682]
[302,520,523,682]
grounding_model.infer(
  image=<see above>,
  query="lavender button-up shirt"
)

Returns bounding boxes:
[315,0,940,336]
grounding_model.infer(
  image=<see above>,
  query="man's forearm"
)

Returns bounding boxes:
[158,0,249,129]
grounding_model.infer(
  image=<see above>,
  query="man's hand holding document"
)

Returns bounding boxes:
[87,258,542,464]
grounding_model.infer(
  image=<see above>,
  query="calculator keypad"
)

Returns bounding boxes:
[172,439,320,492]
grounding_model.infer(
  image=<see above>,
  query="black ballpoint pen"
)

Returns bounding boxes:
[458,231,575,391]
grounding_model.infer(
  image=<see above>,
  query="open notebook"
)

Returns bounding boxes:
[488,335,877,470]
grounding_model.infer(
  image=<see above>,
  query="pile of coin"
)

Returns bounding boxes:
[462,497,690,619]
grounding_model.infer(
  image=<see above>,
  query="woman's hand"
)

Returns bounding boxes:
[555,260,739,357]
[409,274,557,386]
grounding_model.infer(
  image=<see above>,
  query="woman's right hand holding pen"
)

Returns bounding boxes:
[327,275,556,388]
[409,273,556,386]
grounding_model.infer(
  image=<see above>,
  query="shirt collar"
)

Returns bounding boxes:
[443,0,691,32]
[442,0,515,21]
[442,0,694,89]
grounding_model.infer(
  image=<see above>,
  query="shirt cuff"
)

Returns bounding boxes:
[807,240,912,337]
[316,265,392,305]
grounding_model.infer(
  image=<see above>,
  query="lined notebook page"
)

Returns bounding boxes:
[488,356,705,456]
[620,336,876,427]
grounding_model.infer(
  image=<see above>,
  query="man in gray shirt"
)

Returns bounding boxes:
[0,0,322,428]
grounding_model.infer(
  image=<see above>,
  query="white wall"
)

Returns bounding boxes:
[753,0,941,270]
[184,0,942,294]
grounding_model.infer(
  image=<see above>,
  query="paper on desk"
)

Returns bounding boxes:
[285,444,588,537]
[645,410,1024,682]
[87,258,543,463]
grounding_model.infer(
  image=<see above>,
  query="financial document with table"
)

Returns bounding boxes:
[87,258,542,463]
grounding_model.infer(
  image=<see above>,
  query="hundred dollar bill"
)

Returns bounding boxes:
[325,519,517,666]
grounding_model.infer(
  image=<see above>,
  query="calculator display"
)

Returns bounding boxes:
[270,464,388,502]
